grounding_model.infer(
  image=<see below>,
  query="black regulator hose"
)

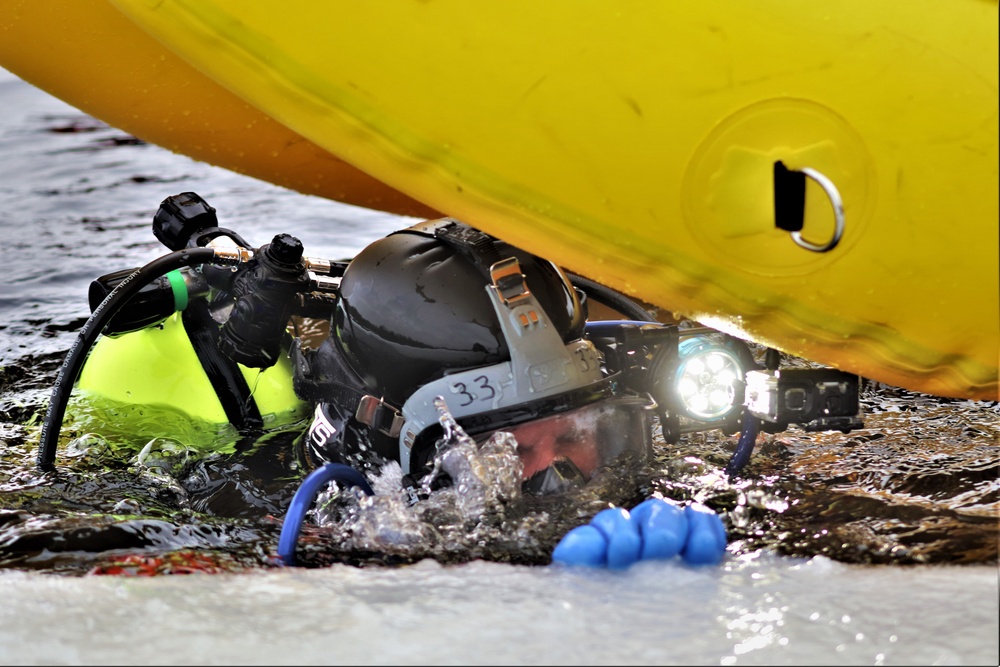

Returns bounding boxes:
[567,271,656,322]
[37,247,220,472]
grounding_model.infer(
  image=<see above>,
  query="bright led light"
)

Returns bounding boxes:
[689,395,709,413]
[672,336,746,421]
[707,353,726,372]
[678,378,698,398]
[709,389,730,408]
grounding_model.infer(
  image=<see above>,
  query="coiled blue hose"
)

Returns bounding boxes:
[277,462,374,566]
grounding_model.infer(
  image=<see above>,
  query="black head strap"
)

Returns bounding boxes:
[396,218,509,281]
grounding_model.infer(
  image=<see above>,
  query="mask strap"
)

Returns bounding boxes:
[432,219,507,279]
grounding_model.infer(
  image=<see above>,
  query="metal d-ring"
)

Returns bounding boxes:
[790,167,845,253]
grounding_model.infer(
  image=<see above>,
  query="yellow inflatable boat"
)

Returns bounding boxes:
[1,0,996,400]
[0,0,437,218]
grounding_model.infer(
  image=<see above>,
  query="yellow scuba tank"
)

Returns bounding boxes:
[75,311,308,436]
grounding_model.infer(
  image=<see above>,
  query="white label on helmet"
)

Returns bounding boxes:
[528,359,571,392]
[308,403,337,448]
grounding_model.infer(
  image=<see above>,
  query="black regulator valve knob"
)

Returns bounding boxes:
[152,192,220,251]
[216,233,309,369]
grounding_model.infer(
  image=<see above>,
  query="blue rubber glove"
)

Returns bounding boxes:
[630,497,689,560]
[590,507,643,569]
[551,498,727,569]
[680,502,728,565]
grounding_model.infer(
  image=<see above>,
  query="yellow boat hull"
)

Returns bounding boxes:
[2,0,997,400]
[0,0,437,218]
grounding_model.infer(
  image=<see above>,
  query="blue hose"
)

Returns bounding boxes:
[725,411,761,477]
[277,462,374,566]
[584,320,659,337]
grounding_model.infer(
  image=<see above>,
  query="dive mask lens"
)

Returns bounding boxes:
[503,393,654,484]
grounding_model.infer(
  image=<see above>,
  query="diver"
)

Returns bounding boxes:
[40,193,728,570]
[287,217,728,568]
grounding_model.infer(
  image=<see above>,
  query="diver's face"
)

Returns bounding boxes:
[507,412,599,479]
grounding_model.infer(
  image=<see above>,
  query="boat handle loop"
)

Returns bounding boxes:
[790,167,845,253]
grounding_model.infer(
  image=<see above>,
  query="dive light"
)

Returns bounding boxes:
[651,331,753,441]
[586,322,754,443]
[673,335,746,423]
